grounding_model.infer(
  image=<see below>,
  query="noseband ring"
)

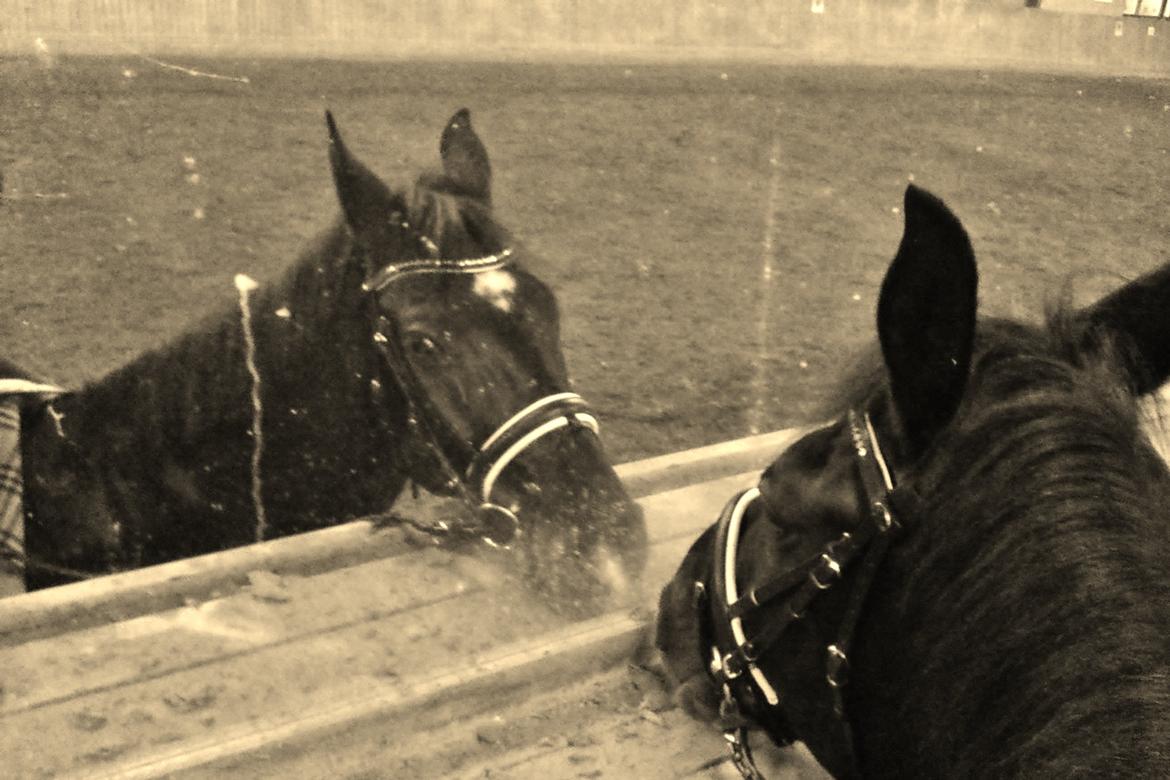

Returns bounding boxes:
[474,502,521,549]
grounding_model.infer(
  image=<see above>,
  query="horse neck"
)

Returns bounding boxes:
[847,389,1170,776]
[56,225,413,534]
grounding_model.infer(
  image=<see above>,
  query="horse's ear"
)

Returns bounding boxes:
[877,185,978,456]
[1079,263,1170,395]
[325,110,397,236]
[439,108,492,204]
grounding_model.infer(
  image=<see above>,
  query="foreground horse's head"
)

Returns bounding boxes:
[327,110,646,614]
[657,185,1170,777]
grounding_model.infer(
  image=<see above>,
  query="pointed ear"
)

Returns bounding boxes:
[1079,263,1170,395]
[439,108,492,203]
[325,110,398,237]
[877,185,978,455]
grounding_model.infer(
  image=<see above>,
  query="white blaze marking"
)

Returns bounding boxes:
[473,269,517,312]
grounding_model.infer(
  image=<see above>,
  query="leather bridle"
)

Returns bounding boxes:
[362,223,601,550]
[698,408,918,778]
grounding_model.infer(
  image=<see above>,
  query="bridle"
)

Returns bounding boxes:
[698,408,918,779]
[362,218,601,550]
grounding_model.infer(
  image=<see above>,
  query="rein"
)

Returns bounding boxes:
[701,409,914,779]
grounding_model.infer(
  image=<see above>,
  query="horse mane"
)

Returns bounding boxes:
[65,222,360,443]
[71,174,518,452]
[844,302,1170,773]
[49,175,524,544]
[33,215,416,564]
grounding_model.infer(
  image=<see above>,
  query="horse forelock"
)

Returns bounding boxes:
[407,176,510,260]
[843,305,1170,774]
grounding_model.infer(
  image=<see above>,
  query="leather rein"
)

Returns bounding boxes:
[699,408,916,778]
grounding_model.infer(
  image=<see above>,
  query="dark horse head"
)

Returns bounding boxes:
[15,109,646,615]
[657,185,1170,777]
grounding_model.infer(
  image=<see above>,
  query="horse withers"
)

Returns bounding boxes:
[656,185,1170,777]
[9,109,646,616]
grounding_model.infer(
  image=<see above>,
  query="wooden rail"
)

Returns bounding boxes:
[0,427,802,644]
[0,428,804,779]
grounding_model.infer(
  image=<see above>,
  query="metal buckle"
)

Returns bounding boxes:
[692,580,707,610]
[809,551,842,590]
[872,499,894,532]
[826,644,850,688]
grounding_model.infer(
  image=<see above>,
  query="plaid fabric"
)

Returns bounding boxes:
[0,381,63,577]
[0,398,23,574]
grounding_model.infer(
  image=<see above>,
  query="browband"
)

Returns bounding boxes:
[362,249,513,292]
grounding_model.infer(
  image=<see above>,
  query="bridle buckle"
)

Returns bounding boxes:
[809,551,842,590]
[872,499,895,532]
[825,644,850,689]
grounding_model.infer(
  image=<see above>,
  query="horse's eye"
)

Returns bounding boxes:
[406,333,440,357]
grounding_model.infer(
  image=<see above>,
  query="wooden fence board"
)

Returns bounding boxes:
[0,428,793,644]
[0,431,784,779]
[0,470,757,778]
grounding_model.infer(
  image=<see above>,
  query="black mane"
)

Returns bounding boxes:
[29,221,403,563]
[848,308,1170,775]
[22,171,524,574]
[63,175,511,491]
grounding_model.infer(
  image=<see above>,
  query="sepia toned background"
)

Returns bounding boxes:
[0,1,1167,776]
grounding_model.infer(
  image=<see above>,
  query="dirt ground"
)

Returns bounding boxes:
[2,55,1168,462]
[1,56,1168,778]
[1,472,838,779]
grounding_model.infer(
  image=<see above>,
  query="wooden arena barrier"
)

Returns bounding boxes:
[0,428,805,779]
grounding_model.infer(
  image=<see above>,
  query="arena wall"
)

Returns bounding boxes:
[0,1,1167,77]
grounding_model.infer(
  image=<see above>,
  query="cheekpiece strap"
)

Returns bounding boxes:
[847,408,899,533]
